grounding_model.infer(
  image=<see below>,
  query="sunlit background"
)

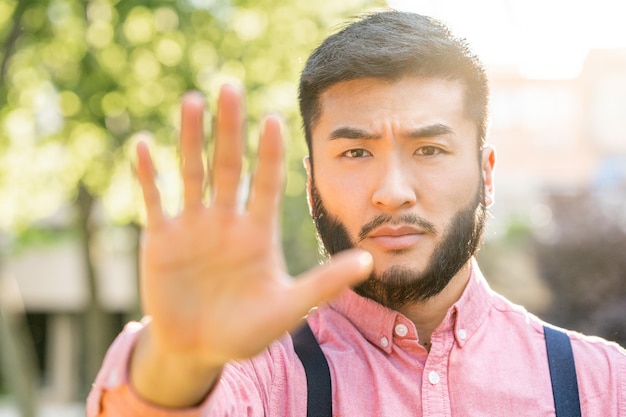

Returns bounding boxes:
[391,0,626,79]
[0,0,625,415]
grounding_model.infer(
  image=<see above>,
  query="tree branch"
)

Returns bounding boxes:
[0,0,30,84]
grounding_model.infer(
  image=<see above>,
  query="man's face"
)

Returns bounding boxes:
[307,77,495,308]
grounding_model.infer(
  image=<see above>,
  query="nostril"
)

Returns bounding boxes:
[372,186,417,209]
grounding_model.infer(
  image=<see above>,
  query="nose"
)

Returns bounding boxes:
[371,157,417,210]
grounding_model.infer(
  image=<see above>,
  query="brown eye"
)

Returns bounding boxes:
[343,149,371,158]
[417,146,440,156]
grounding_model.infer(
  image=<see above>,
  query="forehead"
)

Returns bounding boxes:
[313,77,470,138]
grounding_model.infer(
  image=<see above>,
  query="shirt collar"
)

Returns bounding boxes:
[328,258,494,351]
[448,259,494,348]
[329,286,400,353]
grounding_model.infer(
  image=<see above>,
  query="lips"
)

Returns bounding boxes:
[367,225,425,251]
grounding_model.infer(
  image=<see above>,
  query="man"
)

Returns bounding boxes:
[88,10,626,416]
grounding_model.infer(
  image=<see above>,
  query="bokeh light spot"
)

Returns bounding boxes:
[59,91,81,117]
[156,38,184,67]
[123,7,155,44]
[154,7,179,32]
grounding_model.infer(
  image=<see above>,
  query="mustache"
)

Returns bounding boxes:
[357,213,437,242]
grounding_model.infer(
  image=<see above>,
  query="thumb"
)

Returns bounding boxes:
[292,249,373,308]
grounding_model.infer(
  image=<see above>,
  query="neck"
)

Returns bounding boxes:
[397,261,473,350]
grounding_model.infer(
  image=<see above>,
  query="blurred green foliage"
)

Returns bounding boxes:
[0,0,385,274]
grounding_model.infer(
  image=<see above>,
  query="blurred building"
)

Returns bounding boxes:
[487,47,626,235]
[479,47,626,343]
[0,224,137,403]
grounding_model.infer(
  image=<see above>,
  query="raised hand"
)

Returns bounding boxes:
[130,85,372,407]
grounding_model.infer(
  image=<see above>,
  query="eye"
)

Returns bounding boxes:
[342,148,372,158]
[416,146,442,156]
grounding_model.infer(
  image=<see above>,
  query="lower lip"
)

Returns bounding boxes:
[369,234,422,251]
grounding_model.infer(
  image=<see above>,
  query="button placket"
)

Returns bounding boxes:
[428,370,440,385]
[421,320,454,415]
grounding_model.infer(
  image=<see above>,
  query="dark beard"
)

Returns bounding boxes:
[310,179,487,310]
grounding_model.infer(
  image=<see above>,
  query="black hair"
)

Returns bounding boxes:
[298,10,489,159]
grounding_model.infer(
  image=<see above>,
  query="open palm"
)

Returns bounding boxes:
[134,86,372,369]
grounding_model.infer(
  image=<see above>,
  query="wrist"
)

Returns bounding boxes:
[129,324,223,408]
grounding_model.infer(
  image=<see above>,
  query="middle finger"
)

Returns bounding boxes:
[211,84,244,210]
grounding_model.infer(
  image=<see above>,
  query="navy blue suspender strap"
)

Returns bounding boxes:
[544,325,582,417]
[293,321,581,417]
[292,321,333,417]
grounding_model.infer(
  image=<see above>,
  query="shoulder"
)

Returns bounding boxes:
[489,291,626,363]
[567,328,626,370]
[496,292,626,347]
[488,291,547,338]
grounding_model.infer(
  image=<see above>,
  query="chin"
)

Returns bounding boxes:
[371,253,430,275]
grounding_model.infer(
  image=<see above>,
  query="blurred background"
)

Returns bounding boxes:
[0,0,624,415]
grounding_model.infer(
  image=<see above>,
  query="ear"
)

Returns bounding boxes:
[481,145,496,208]
[303,156,314,216]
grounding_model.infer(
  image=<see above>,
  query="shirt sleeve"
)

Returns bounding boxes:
[85,320,274,417]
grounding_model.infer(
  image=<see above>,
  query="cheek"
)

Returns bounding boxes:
[419,163,482,215]
[317,175,365,211]
[314,170,370,225]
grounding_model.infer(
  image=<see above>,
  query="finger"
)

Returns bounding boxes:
[180,92,206,209]
[211,84,244,210]
[136,141,164,228]
[248,115,284,226]
[290,249,373,311]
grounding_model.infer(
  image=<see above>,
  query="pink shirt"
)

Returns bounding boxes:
[88,261,626,416]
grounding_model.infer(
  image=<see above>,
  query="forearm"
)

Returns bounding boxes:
[87,319,274,417]
[130,324,223,408]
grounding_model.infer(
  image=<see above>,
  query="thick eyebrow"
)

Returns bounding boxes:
[405,123,454,139]
[328,124,454,141]
[328,127,381,141]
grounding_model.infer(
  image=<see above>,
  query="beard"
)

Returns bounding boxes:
[310,178,487,310]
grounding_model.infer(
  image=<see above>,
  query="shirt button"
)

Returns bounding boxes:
[380,336,389,348]
[394,324,409,337]
[457,329,467,340]
[428,371,440,385]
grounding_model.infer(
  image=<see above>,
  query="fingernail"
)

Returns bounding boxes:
[183,90,205,105]
[357,251,373,267]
